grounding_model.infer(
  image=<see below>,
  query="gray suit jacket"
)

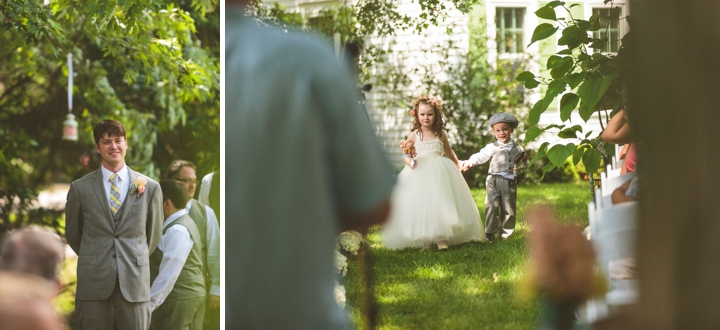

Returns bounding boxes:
[65,167,163,302]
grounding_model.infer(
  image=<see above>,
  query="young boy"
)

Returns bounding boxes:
[460,113,528,241]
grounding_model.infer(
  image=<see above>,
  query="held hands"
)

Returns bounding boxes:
[458,160,472,172]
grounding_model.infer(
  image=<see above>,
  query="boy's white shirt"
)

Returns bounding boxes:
[466,140,525,180]
[149,209,194,311]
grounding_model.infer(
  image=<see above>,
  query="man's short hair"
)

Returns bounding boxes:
[0,226,64,281]
[160,179,190,209]
[93,120,127,145]
[166,160,197,180]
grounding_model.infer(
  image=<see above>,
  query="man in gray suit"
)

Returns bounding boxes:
[65,120,164,330]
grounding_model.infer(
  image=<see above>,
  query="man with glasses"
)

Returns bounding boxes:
[166,160,221,325]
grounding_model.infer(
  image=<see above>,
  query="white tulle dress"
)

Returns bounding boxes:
[382,132,484,249]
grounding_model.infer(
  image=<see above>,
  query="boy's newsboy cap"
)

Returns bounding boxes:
[489,112,519,128]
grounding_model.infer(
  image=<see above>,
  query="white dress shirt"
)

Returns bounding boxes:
[466,141,520,180]
[101,165,129,207]
[186,200,220,296]
[149,209,194,311]
[198,172,214,206]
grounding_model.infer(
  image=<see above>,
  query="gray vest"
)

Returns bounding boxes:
[188,199,208,276]
[113,194,128,225]
[150,214,206,303]
[488,142,523,174]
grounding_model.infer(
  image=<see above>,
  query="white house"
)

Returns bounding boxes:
[262,0,629,167]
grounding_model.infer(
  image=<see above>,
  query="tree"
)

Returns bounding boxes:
[515,0,628,176]
[0,0,219,236]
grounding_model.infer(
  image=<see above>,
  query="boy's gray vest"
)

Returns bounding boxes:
[488,141,523,174]
[187,199,208,277]
[150,214,206,303]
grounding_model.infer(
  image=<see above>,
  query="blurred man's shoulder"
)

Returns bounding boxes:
[237,20,335,62]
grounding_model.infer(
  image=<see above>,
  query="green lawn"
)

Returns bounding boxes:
[344,182,592,329]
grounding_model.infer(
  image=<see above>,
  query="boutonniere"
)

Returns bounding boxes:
[129,177,148,196]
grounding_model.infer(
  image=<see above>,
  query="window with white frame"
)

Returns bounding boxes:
[496,8,526,54]
[592,7,622,53]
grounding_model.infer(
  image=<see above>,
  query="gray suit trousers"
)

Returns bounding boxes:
[484,175,517,238]
[75,277,151,330]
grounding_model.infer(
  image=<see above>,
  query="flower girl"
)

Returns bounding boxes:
[382,96,484,250]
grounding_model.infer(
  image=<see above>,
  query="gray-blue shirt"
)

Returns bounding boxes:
[225,8,396,329]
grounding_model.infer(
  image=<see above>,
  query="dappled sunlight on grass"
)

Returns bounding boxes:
[345,183,590,329]
[413,264,452,280]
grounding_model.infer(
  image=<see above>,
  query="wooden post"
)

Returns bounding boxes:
[630,0,720,328]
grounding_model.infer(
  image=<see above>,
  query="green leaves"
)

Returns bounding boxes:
[529,99,546,126]
[558,125,582,139]
[577,75,604,121]
[529,23,558,46]
[599,73,618,99]
[588,13,602,31]
[524,127,545,143]
[560,93,580,121]
[551,58,573,79]
[548,143,576,167]
[535,7,557,21]
[547,55,569,69]
[525,79,541,89]
[514,2,628,180]
[557,25,589,50]
[517,71,540,88]
[565,72,588,89]
[582,149,602,174]
[529,142,550,165]
[546,80,568,101]
[528,80,567,126]
[516,71,536,82]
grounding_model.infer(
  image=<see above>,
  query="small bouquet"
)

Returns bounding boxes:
[399,139,417,168]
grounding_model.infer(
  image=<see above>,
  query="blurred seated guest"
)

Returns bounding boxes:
[0,272,63,330]
[601,109,633,145]
[150,180,206,330]
[0,226,65,287]
[611,177,641,205]
[601,109,637,174]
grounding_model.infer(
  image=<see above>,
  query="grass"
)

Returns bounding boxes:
[343,182,592,329]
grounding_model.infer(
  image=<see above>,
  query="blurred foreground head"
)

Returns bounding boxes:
[526,205,602,305]
[0,272,63,330]
[0,226,65,282]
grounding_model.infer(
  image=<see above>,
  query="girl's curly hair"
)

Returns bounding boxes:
[410,95,445,139]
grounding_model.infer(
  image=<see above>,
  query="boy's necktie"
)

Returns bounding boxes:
[109,174,121,215]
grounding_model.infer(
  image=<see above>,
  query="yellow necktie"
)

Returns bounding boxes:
[109,174,121,215]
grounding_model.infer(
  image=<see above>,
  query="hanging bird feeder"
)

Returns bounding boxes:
[63,53,78,141]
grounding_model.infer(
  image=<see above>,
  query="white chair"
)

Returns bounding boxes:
[594,202,640,307]
[601,172,635,198]
[606,164,622,179]
[616,159,625,172]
